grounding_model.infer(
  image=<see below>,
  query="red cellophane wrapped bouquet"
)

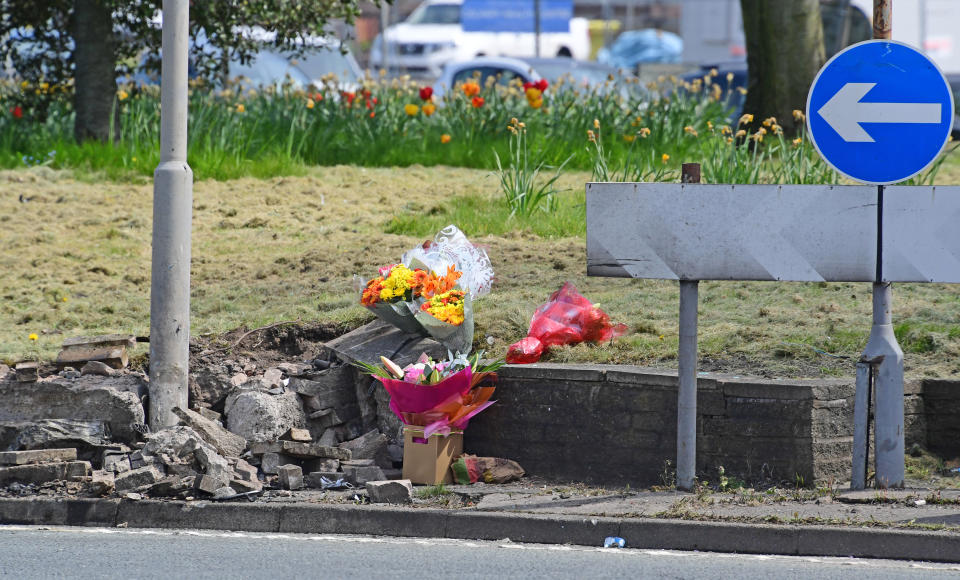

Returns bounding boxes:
[506,282,628,364]
[357,351,503,437]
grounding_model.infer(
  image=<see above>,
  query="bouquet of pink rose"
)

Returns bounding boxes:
[356,351,503,437]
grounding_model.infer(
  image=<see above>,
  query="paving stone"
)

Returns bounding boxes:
[301,458,339,473]
[80,361,115,377]
[338,429,387,460]
[318,429,338,447]
[14,362,39,383]
[280,441,350,460]
[228,478,263,494]
[194,445,232,483]
[261,452,296,475]
[343,464,384,487]
[224,389,306,443]
[87,470,115,495]
[194,474,225,494]
[280,428,312,442]
[172,407,246,458]
[0,448,77,465]
[0,375,147,443]
[263,369,284,388]
[277,362,314,377]
[57,345,128,370]
[103,455,131,474]
[232,458,258,481]
[278,464,303,490]
[213,486,236,498]
[0,461,92,485]
[114,465,163,492]
[149,476,195,497]
[366,479,413,504]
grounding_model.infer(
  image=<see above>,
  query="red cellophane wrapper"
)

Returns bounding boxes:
[378,367,497,437]
[506,282,627,364]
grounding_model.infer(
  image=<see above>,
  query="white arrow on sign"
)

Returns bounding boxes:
[818,82,942,143]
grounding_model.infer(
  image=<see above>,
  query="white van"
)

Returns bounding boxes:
[370,0,590,78]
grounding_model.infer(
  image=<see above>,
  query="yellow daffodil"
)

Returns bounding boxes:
[738,113,754,126]
[661,153,670,164]
[306,98,315,109]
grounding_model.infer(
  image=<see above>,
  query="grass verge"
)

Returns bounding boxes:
[3,162,960,379]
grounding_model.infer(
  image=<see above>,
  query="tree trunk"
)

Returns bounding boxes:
[739,0,825,135]
[72,0,118,143]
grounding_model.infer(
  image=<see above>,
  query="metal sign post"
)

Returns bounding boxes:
[676,163,700,491]
[805,3,953,487]
[149,0,193,430]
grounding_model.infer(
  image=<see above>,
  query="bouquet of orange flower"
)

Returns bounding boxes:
[360,263,432,335]
[415,288,473,354]
[358,225,493,353]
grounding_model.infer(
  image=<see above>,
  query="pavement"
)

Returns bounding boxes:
[2,480,960,563]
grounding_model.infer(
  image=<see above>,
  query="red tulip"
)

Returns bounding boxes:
[419,86,433,101]
[11,106,22,119]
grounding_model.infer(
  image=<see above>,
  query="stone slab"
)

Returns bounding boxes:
[324,319,445,368]
[0,461,91,485]
[172,407,246,458]
[250,441,350,461]
[0,448,77,465]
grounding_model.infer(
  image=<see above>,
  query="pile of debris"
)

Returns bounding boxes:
[0,331,411,500]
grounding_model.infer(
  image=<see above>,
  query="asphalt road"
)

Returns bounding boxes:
[1,526,958,579]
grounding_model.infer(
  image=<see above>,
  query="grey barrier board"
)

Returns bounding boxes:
[587,183,878,282]
[883,186,960,283]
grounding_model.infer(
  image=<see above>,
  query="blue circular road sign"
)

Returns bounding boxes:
[806,40,954,185]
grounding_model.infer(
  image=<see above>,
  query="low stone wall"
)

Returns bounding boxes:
[463,364,856,486]
[921,379,960,459]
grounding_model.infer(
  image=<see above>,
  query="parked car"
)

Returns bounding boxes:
[370,0,590,78]
[432,56,643,100]
[132,32,362,92]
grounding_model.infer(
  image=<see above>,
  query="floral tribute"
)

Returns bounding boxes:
[358,225,493,354]
[357,351,503,437]
[506,282,628,364]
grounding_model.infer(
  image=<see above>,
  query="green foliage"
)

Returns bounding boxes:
[414,483,451,499]
[494,118,571,216]
[0,0,373,89]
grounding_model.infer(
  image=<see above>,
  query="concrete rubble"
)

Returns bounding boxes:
[0,350,412,500]
[366,479,413,504]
